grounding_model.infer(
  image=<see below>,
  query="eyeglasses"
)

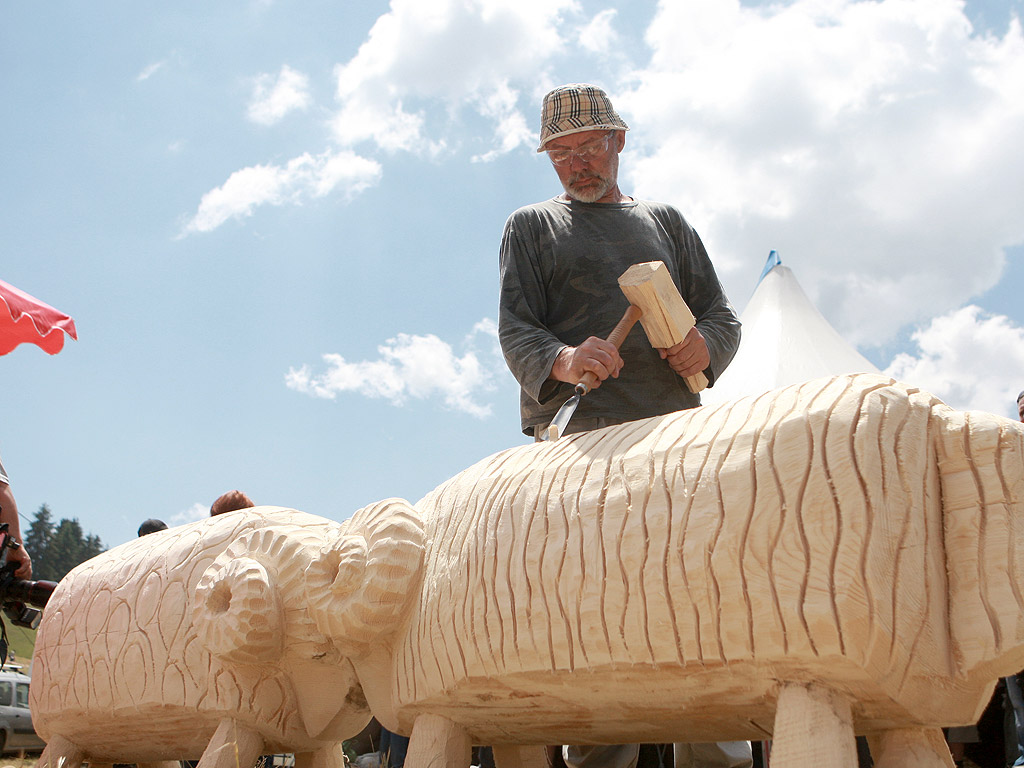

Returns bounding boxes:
[546,132,614,166]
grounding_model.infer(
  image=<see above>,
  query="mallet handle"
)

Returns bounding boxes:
[577,305,643,394]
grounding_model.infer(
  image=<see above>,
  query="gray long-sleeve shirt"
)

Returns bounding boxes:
[499,197,740,435]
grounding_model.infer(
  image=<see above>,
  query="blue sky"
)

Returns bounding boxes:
[2,0,1023,551]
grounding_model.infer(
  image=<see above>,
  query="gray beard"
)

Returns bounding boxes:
[564,174,614,203]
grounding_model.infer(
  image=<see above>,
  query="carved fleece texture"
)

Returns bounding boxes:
[395,374,1024,719]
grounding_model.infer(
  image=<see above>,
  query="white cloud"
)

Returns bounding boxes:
[471,79,534,161]
[183,0,1024,358]
[181,149,381,234]
[885,305,1024,416]
[622,0,1024,347]
[330,97,434,154]
[184,0,579,229]
[136,61,166,82]
[329,0,579,154]
[170,502,208,526]
[285,319,505,418]
[247,65,313,125]
[578,8,619,54]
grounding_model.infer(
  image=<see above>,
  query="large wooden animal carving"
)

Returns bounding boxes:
[30,509,399,768]
[32,374,1024,768]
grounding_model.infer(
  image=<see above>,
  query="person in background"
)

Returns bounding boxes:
[0,450,32,578]
[137,518,168,536]
[210,489,255,516]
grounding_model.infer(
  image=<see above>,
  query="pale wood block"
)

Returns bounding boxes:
[867,728,955,768]
[36,736,86,768]
[294,743,348,768]
[492,745,549,768]
[405,714,471,768]
[770,683,857,768]
[196,718,265,768]
[618,261,696,348]
[617,261,709,393]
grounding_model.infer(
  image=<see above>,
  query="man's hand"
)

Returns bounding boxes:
[6,546,31,579]
[659,326,710,379]
[549,337,624,388]
[0,481,31,578]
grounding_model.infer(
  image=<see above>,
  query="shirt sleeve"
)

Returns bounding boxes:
[669,212,742,386]
[498,211,567,406]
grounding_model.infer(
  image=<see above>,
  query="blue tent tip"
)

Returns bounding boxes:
[757,250,782,284]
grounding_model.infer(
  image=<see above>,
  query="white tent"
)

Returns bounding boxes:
[703,251,879,405]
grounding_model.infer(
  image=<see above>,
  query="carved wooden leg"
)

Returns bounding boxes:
[770,683,858,768]
[866,727,955,768]
[405,714,472,768]
[195,718,265,768]
[295,743,348,768]
[492,745,549,768]
[36,735,86,768]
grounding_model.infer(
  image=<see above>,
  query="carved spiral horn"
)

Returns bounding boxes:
[304,498,425,654]
[194,556,283,664]
[193,525,323,664]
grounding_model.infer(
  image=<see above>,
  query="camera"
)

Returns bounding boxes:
[0,524,56,630]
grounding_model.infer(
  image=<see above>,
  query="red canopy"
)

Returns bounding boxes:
[0,279,78,356]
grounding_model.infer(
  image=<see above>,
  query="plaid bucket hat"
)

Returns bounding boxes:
[537,83,629,152]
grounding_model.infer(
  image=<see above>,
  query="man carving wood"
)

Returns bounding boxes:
[498,82,741,441]
[497,83,746,768]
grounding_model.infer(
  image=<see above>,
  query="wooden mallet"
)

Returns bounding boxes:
[617,261,709,394]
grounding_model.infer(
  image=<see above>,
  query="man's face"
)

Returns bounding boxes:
[546,129,625,203]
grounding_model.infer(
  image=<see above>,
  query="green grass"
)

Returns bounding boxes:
[3,623,36,670]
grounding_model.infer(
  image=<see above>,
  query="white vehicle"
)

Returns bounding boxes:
[0,666,44,754]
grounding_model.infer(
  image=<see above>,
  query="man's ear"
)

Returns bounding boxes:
[615,130,626,153]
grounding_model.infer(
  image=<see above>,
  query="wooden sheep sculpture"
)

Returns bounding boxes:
[30,508,401,768]
[32,373,1024,768]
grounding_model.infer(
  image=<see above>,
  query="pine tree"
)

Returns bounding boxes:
[24,504,55,580]
[22,505,105,582]
[82,533,104,561]
[47,518,86,582]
